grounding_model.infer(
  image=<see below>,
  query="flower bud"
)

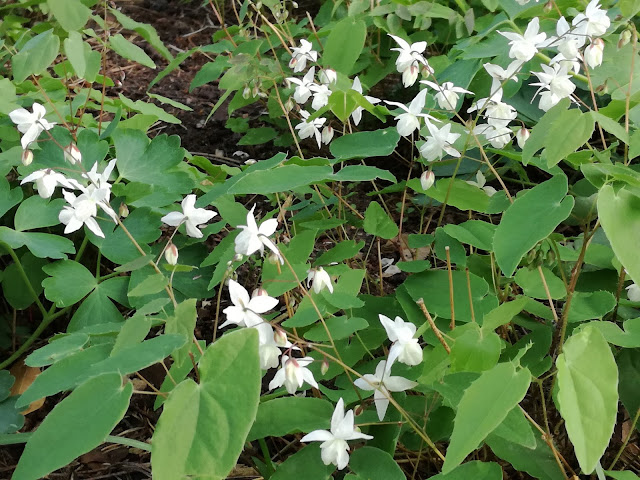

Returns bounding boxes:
[165,242,178,265]
[64,143,82,165]
[251,84,260,98]
[268,252,280,264]
[320,358,329,375]
[321,125,334,144]
[284,98,295,113]
[515,127,530,149]
[284,357,302,393]
[21,149,33,166]
[291,1,298,7]
[273,328,288,347]
[253,287,270,297]
[420,63,433,78]
[288,57,298,70]
[402,65,419,88]
[584,38,604,69]
[619,29,632,49]
[318,68,337,85]
[119,202,129,218]
[420,170,435,190]
[233,253,244,262]
[243,86,252,99]
[543,1,553,13]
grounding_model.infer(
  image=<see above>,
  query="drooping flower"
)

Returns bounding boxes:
[20,169,80,199]
[473,123,513,149]
[64,143,82,165]
[626,282,640,302]
[254,322,284,370]
[379,315,423,367]
[307,266,333,294]
[354,360,418,421]
[287,67,317,104]
[9,102,56,149]
[234,205,283,263]
[385,90,437,137]
[420,81,472,111]
[165,243,179,266]
[269,355,319,394]
[466,170,497,196]
[420,170,435,190]
[295,110,327,148]
[515,127,530,148]
[289,39,318,73]
[419,122,461,162]
[301,398,373,470]
[389,34,429,87]
[321,125,334,145]
[351,77,381,126]
[58,189,108,238]
[498,17,547,62]
[572,0,610,38]
[220,279,279,329]
[310,83,332,111]
[530,64,576,111]
[161,194,218,239]
[584,38,604,69]
[318,68,337,85]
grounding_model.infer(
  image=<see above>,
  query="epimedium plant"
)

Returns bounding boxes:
[0,0,639,479]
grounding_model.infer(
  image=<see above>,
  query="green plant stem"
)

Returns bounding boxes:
[74,236,90,263]
[0,432,151,452]
[0,241,48,317]
[257,438,276,475]
[608,407,640,470]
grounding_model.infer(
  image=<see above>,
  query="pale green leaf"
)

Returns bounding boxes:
[47,0,91,31]
[12,30,60,83]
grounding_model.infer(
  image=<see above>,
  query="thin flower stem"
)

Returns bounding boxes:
[465,268,476,323]
[537,265,560,325]
[445,247,455,330]
[0,432,152,452]
[416,298,450,354]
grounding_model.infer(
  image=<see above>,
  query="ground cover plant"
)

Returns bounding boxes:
[0,0,639,478]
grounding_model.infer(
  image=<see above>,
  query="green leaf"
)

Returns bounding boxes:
[238,127,277,145]
[25,333,89,367]
[428,461,503,480]
[165,299,197,367]
[0,396,25,434]
[330,128,400,160]
[316,240,365,265]
[0,371,14,403]
[12,30,60,83]
[442,220,496,251]
[2,253,48,310]
[68,278,127,331]
[111,314,151,355]
[0,177,23,218]
[151,328,260,479]
[0,227,75,260]
[598,185,640,286]
[522,98,595,167]
[363,201,398,239]
[271,444,334,480]
[127,273,168,297]
[442,362,531,473]
[63,31,88,78]
[12,374,132,480]
[47,0,91,31]
[42,260,97,307]
[328,90,358,122]
[481,297,528,331]
[409,177,494,213]
[555,326,618,474]
[322,17,366,75]
[617,349,640,418]
[567,291,617,323]
[606,472,640,480]
[14,197,65,232]
[248,397,334,441]
[109,34,156,68]
[450,324,501,373]
[493,176,574,277]
[349,446,405,480]
[304,316,369,341]
[108,7,173,61]
[514,266,566,300]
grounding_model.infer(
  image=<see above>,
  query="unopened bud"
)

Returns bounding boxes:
[619,29,632,49]
[318,68,337,85]
[268,252,280,264]
[543,1,553,13]
[243,86,252,99]
[21,149,33,166]
[584,38,604,69]
[233,253,244,262]
[402,65,419,87]
[291,1,298,7]
[284,98,295,113]
[251,84,260,97]
[420,170,435,190]
[320,358,329,375]
[288,56,297,70]
[118,202,129,218]
[252,287,269,297]
[321,125,334,144]
[515,127,530,149]
[274,328,288,347]
[64,143,82,165]
[420,63,433,78]
[164,242,178,265]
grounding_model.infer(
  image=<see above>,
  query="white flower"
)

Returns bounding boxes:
[379,315,423,367]
[310,83,332,110]
[21,150,33,166]
[63,143,82,165]
[295,110,327,148]
[402,65,420,88]
[234,204,283,263]
[354,360,418,421]
[351,77,380,126]
[485,101,517,129]
[420,170,435,190]
[254,323,283,370]
[318,68,337,85]
[420,81,472,110]
[572,0,610,38]
[531,63,576,100]
[626,283,640,302]
[584,38,604,69]
[385,90,437,137]
[287,67,316,104]
[301,398,373,470]
[307,266,333,294]
[58,189,107,238]
[473,123,513,149]
[551,17,584,58]
[289,39,318,73]
[419,122,461,162]
[389,34,428,76]
[466,171,497,196]
[165,243,178,265]
[20,169,79,199]
[483,61,523,94]
[220,279,278,329]
[381,258,402,277]
[515,127,530,148]
[9,102,56,149]
[321,126,334,145]
[161,194,218,239]
[498,17,547,61]
[269,355,319,394]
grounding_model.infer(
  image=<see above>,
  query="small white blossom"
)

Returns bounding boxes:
[307,266,333,294]
[301,398,373,470]
[289,39,318,73]
[420,170,435,190]
[161,194,218,239]
[64,144,82,165]
[310,83,332,110]
[389,34,429,85]
[379,315,423,367]
[295,110,327,148]
[20,169,79,199]
[165,243,178,265]
[473,123,513,149]
[498,17,547,62]
[385,90,438,137]
[287,67,316,104]
[354,360,418,421]
[321,125,334,145]
[466,171,497,196]
[235,205,283,263]
[220,279,278,329]
[351,77,380,126]
[269,355,319,394]
[318,68,337,85]
[572,0,610,38]
[58,189,109,238]
[419,122,461,162]
[9,102,56,149]
[584,38,604,69]
[420,81,472,111]
[626,283,640,302]
[515,127,530,148]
